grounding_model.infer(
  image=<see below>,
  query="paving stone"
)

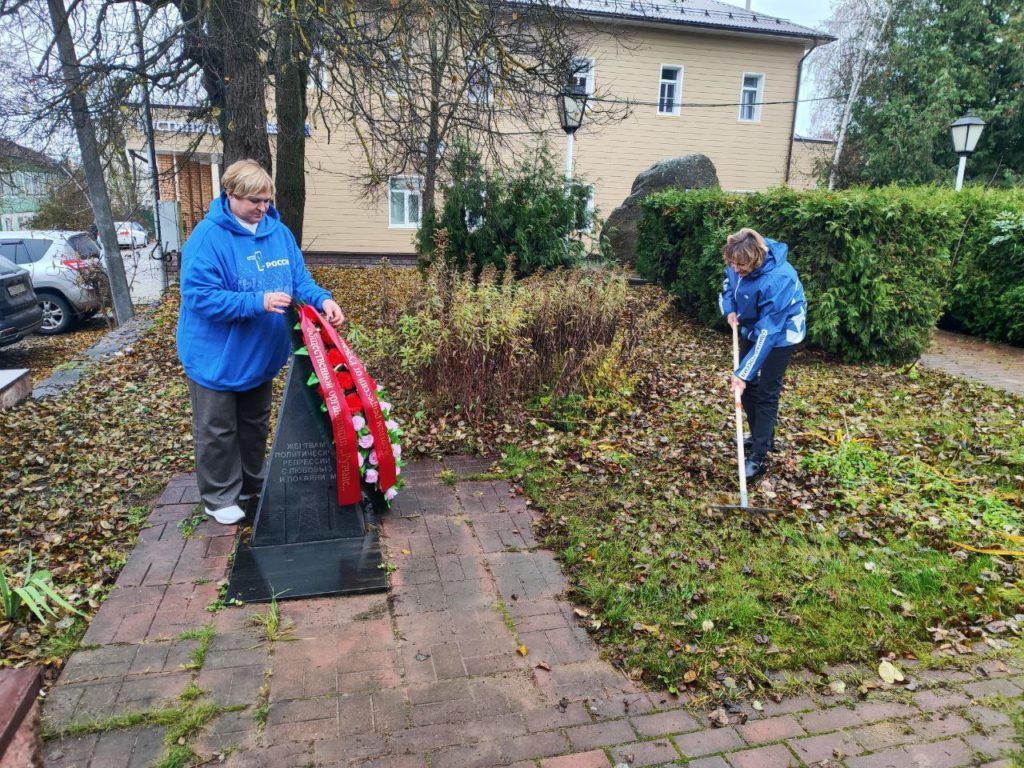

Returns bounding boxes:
[903,737,974,767]
[630,708,701,737]
[851,701,918,724]
[724,743,801,768]
[524,702,593,732]
[913,689,972,711]
[735,715,805,744]
[675,726,747,757]
[909,712,973,740]
[501,731,573,762]
[850,721,918,751]
[609,738,679,767]
[388,722,463,751]
[686,757,731,768]
[565,718,636,750]
[966,706,1012,729]
[539,750,614,768]
[964,678,1023,699]
[788,730,863,764]
[798,706,862,733]
[963,726,1019,759]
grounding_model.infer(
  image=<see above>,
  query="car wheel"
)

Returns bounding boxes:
[37,293,76,335]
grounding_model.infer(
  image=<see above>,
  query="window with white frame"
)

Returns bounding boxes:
[389,176,423,228]
[739,73,764,122]
[466,50,493,103]
[571,58,595,95]
[658,66,682,116]
[384,50,403,98]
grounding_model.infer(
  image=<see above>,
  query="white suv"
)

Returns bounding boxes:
[0,231,104,334]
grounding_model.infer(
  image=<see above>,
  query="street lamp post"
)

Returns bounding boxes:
[949,113,986,191]
[557,85,589,181]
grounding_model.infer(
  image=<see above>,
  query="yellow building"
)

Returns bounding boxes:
[137,1,831,259]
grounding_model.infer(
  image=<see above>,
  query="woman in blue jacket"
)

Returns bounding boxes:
[177,159,345,524]
[718,228,806,480]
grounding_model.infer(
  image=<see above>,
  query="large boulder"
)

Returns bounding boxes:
[603,154,719,263]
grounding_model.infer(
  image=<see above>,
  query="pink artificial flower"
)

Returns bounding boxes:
[357,451,365,467]
[392,444,402,460]
[359,434,374,449]
[365,468,379,484]
[385,487,398,501]
[369,450,378,466]
[385,419,399,431]
[352,415,366,431]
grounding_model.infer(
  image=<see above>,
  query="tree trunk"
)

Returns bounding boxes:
[212,0,272,170]
[45,0,134,326]
[273,6,308,242]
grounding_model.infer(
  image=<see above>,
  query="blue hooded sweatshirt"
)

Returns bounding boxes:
[718,238,807,381]
[176,193,331,391]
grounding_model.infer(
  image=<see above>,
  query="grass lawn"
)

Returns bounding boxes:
[494,312,1023,696]
[1,265,1020,697]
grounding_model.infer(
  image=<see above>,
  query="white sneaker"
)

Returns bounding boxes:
[205,504,246,525]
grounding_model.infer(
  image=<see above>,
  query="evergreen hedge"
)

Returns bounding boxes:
[636,186,1024,362]
[417,144,593,278]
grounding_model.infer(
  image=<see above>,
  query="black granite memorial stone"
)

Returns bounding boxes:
[225,351,388,602]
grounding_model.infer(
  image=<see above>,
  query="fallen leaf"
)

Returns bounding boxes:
[878,660,904,684]
[516,645,528,656]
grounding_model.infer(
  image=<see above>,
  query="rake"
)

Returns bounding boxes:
[707,323,779,515]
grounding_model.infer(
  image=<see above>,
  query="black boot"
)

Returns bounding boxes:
[744,454,767,480]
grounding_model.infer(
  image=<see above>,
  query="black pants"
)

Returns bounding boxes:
[187,378,273,510]
[739,340,796,458]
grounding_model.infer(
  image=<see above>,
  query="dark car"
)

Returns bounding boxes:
[0,254,44,348]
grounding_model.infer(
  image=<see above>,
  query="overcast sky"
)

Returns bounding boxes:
[751,0,833,136]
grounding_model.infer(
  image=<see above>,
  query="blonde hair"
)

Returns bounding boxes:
[722,228,768,272]
[221,159,275,198]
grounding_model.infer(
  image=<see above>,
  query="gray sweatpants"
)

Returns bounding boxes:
[187,377,273,511]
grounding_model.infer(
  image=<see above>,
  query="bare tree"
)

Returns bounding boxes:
[811,0,892,189]
[312,0,627,223]
[44,0,134,324]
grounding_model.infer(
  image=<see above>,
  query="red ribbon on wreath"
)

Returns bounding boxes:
[298,306,361,505]
[317,314,398,494]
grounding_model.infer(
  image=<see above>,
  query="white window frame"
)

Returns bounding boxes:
[384,50,403,99]
[739,73,765,123]
[466,50,494,104]
[388,175,423,229]
[571,57,595,95]
[657,65,683,116]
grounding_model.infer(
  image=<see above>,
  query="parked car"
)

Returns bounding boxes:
[0,254,44,348]
[0,231,103,335]
[115,221,149,248]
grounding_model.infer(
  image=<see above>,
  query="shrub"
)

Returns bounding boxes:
[637,187,961,363]
[941,187,1024,345]
[417,143,596,278]
[351,258,653,423]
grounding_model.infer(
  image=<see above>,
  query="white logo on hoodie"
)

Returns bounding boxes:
[247,250,290,272]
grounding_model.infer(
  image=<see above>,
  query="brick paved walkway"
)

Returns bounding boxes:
[921,330,1024,397]
[43,457,1022,768]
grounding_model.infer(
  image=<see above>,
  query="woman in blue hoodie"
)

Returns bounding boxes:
[718,228,807,480]
[177,159,345,525]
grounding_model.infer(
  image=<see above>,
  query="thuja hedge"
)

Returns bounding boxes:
[636,186,1024,363]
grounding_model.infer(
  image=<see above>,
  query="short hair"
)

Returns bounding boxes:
[221,159,275,198]
[722,228,768,272]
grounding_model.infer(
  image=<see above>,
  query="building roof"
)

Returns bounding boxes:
[0,139,61,171]
[560,0,834,42]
